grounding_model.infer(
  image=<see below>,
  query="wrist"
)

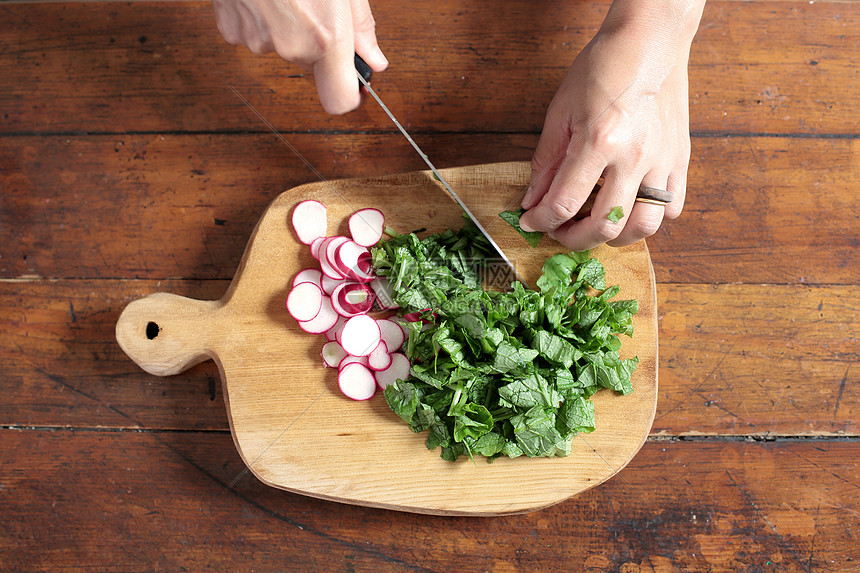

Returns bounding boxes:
[600,0,706,55]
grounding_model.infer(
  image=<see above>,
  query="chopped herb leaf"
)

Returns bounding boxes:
[499,209,543,248]
[608,206,624,223]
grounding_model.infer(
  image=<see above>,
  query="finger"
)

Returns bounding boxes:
[212,0,243,46]
[606,172,669,247]
[664,165,688,220]
[313,39,362,115]
[523,101,570,210]
[519,149,605,233]
[235,1,273,55]
[351,0,388,72]
[548,168,640,252]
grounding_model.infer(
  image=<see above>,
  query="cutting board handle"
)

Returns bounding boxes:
[115,292,222,376]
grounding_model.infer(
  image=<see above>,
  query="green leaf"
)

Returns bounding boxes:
[558,396,596,435]
[536,253,578,292]
[531,330,582,368]
[499,209,543,248]
[576,258,606,290]
[511,406,570,458]
[498,372,560,410]
[383,380,420,424]
[469,432,507,457]
[607,205,624,223]
[453,402,494,442]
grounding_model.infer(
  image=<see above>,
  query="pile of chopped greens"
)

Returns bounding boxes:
[370,218,639,462]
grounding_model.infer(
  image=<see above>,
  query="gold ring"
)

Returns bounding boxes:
[635,197,670,206]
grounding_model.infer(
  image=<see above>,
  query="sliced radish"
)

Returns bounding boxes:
[292,268,323,288]
[317,238,342,279]
[331,282,375,317]
[321,274,346,296]
[322,236,350,279]
[321,341,347,368]
[291,200,327,245]
[286,282,323,322]
[357,251,374,275]
[367,341,392,371]
[348,208,385,247]
[310,236,326,260]
[339,314,381,357]
[325,315,348,342]
[337,362,377,401]
[370,277,399,310]
[335,240,374,282]
[297,297,338,334]
[374,353,411,390]
[339,354,369,369]
[376,318,406,352]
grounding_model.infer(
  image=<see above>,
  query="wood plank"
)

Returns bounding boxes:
[2,134,857,284]
[0,279,231,430]
[2,280,856,436]
[654,284,859,437]
[0,1,857,135]
[0,431,857,571]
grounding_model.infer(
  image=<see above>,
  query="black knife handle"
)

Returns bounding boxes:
[354,53,373,88]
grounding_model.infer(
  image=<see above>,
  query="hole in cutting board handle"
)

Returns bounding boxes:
[116,292,221,377]
[146,321,160,340]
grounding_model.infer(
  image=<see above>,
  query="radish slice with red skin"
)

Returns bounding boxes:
[367,341,392,371]
[374,353,411,390]
[376,318,406,352]
[323,236,350,279]
[321,274,346,296]
[331,282,375,317]
[339,314,381,357]
[292,268,323,288]
[325,315,347,342]
[317,237,342,279]
[310,236,326,260]
[348,208,385,247]
[297,297,338,334]
[321,341,347,368]
[357,251,373,274]
[291,200,327,245]
[402,309,436,323]
[338,354,369,369]
[286,282,323,322]
[335,240,374,282]
[337,362,377,401]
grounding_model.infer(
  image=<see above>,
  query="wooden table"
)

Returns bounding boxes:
[1,0,857,570]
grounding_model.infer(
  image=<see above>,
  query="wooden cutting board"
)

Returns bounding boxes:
[115,161,657,516]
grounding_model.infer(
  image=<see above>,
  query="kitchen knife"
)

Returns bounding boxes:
[354,57,526,286]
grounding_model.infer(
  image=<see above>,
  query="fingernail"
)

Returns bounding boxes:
[374,46,388,67]
[519,218,535,233]
[521,187,535,209]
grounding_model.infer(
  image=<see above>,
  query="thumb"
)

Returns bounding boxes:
[523,101,569,210]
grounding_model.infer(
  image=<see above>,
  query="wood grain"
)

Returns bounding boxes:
[2,280,855,436]
[1,0,858,562]
[2,134,857,284]
[0,431,857,572]
[0,1,857,135]
[112,162,657,515]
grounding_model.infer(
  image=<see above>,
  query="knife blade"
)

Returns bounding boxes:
[355,63,526,286]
